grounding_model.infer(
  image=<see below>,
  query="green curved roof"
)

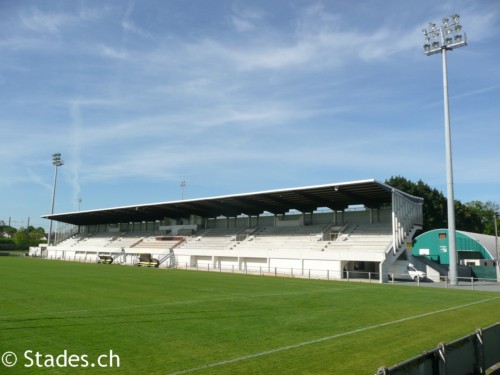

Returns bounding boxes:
[412,229,496,264]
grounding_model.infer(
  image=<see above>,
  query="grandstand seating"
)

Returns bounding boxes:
[177,228,245,252]
[52,222,393,256]
[49,221,394,275]
[323,223,392,252]
[173,223,393,254]
[132,235,185,250]
[54,233,148,249]
[230,224,328,253]
[58,223,388,250]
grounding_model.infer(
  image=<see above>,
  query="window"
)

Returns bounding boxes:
[439,232,447,239]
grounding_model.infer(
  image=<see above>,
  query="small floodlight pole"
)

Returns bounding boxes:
[495,213,499,282]
[47,153,64,247]
[422,14,467,286]
[180,180,186,200]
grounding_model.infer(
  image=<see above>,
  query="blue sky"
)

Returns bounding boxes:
[1,0,499,229]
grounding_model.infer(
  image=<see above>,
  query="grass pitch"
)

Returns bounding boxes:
[0,257,499,374]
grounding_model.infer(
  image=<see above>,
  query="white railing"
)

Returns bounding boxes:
[391,191,423,254]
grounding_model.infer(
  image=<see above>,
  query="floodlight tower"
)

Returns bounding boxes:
[47,153,64,247]
[422,14,467,286]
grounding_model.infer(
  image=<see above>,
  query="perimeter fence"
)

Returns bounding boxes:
[170,262,500,291]
[26,253,500,291]
[376,322,500,375]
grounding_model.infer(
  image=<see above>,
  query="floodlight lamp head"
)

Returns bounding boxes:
[423,13,467,55]
[52,153,64,166]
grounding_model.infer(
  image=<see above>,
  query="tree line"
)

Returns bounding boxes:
[0,225,46,247]
[386,176,499,235]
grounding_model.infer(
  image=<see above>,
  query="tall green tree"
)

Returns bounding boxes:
[385,176,447,232]
[385,176,490,234]
[454,201,484,233]
[465,201,500,235]
[0,225,17,235]
[12,226,45,247]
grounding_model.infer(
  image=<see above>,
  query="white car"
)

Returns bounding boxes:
[407,263,426,281]
[388,261,426,281]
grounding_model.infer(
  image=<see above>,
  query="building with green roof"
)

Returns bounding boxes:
[412,229,498,280]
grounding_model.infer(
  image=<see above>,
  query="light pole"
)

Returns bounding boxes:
[495,212,499,282]
[422,14,467,285]
[180,180,186,200]
[47,153,64,247]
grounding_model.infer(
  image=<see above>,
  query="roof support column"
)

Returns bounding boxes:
[392,192,397,255]
[248,215,260,228]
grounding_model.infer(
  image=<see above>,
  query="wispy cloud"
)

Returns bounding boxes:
[27,169,53,192]
[20,6,102,34]
[21,8,75,33]
[230,2,266,32]
[122,19,152,38]
[167,7,421,72]
[100,44,129,60]
[452,84,500,100]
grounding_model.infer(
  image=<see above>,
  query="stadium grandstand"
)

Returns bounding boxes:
[37,179,424,282]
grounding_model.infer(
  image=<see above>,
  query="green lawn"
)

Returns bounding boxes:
[0,257,499,374]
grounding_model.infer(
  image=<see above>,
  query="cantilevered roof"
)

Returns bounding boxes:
[42,179,423,226]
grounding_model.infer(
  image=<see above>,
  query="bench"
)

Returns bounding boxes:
[137,253,159,268]
[97,255,113,264]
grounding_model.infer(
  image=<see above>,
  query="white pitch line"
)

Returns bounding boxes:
[168,296,500,375]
